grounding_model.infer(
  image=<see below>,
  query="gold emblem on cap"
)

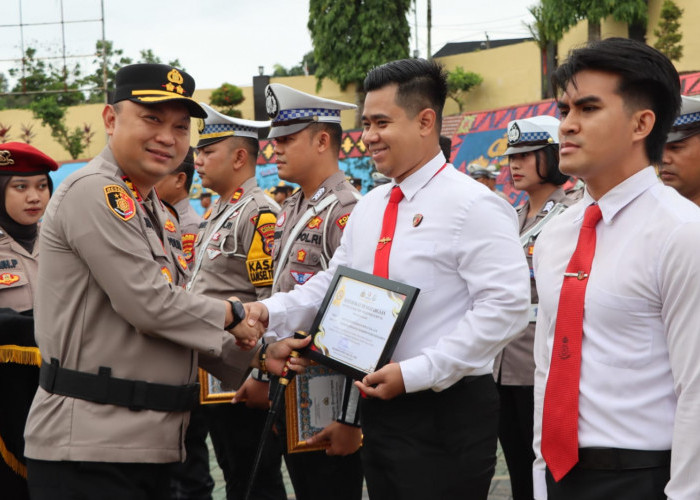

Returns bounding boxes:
[166,69,185,95]
[0,150,14,166]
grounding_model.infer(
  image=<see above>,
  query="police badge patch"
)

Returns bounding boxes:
[290,270,314,285]
[266,86,279,118]
[104,185,136,221]
[507,122,521,144]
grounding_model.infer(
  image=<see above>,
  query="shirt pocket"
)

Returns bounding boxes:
[585,287,653,369]
[391,240,436,293]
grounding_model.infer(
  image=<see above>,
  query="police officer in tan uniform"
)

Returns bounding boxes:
[0,142,57,500]
[493,116,574,500]
[22,63,308,500]
[661,95,700,206]
[236,83,363,500]
[155,147,201,266]
[189,102,285,500]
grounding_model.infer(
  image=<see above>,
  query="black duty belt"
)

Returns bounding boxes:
[578,448,671,471]
[39,358,199,412]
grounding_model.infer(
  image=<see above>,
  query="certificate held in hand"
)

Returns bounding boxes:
[305,265,419,380]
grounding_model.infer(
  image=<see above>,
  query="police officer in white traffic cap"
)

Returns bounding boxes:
[247,83,364,500]
[661,95,700,205]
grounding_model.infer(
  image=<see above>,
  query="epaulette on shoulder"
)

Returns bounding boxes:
[335,186,361,207]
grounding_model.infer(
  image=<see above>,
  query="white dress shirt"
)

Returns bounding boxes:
[532,167,700,500]
[263,152,530,393]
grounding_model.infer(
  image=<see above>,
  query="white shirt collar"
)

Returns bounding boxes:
[387,151,447,202]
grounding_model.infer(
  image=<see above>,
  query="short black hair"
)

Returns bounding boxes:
[228,136,260,165]
[552,37,680,165]
[307,122,343,155]
[439,135,452,160]
[535,144,569,186]
[364,58,447,131]
[173,147,195,192]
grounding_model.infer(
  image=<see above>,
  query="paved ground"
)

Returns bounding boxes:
[208,438,513,500]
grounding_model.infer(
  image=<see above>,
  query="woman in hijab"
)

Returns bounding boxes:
[0,142,57,500]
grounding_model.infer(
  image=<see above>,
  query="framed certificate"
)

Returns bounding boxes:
[285,363,346,453]
[198,368,236,404]
[305,265,419,380]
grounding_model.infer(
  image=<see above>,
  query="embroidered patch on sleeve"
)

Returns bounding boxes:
[290,270,314,285]
[246,210,277,286]
[335,213,350,230]
[181,233,196,263]
[104,185,136,221]
[160,266,173,283]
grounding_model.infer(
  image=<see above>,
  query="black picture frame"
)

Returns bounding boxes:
[304,265,419,380]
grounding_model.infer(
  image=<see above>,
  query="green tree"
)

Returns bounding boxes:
[80,40,134,103]
[549,0,647,41]
[30,97,89,159]
[446,67,483,113]
[138,49,183,70]
[654,0,683,61]
[308,0,411,126]
[272,51,318,77]
[209,83,245,118]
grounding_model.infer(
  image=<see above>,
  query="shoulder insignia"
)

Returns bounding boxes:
[211,232,221,242]
[121,176,142,202]
[160,266,173,284]
[104,185,136,221]
[0,273,20,286]
[177,254,188,270]
[543,200,555,213]
[164,219,176,232]
[297,249,307,262]
[256,220,276,256]
[231,188,244,203]
[335,213,350,230]
[276,211,286,227]
[310,187,326,202]
[181,233,196,263]
[290,270,314,285]
[203,207,212,220]
[412,214,423,227]
[307,216,323,229]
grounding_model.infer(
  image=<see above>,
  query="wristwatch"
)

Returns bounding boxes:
[224,299,245,330]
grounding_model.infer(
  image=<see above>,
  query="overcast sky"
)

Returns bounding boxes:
[1,0,534,91]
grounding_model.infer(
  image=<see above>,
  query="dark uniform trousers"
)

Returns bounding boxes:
[545,449,671,500]
[170,404,215,500]
[496,384,535,500]
[360,374,499,500]
[27,458,172,500]
[203,402,286,500]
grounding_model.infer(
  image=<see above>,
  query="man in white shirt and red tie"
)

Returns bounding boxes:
[245,58,530,499]
[532,37,700,500]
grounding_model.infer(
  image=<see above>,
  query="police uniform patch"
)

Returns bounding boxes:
[121,176,142,202]
[335,213,350,230]
[160,266,173,283]
[207,248,222,260]
[543,200,555,213]
[211,232,221,242]
[0,273,20,286]
[297,249,307,262]
[247,211,276,286]
[290,270,314,285]
[276,211,286,227]
[104,185,136,221]
[177,254,188,270]
[164,219,176,232]
[307,216,323,229]
[311,187,326,202]
[203,207,212,220]
[413,214,423,227]
[182,233,196,263]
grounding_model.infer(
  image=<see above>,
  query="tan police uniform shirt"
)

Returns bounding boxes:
[173,196,202,266]
[189,177,276,303]
[24,147,256,464]
[0,227,38,312]
[272,171,359,295]
[493,187,573,386]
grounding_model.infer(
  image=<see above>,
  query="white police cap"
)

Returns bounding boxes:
[196,102,271,148]
[504,115,560,156]
[667,95,700,143]
[265,83,356,139]
[467,163,498,180]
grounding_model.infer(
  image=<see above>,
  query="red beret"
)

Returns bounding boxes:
[0,142,58,175]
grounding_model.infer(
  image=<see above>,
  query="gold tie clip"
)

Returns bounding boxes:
[563,271,588,280]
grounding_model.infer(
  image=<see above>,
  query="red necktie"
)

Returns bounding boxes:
[541,203,603,482]
[373,185,404,279]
